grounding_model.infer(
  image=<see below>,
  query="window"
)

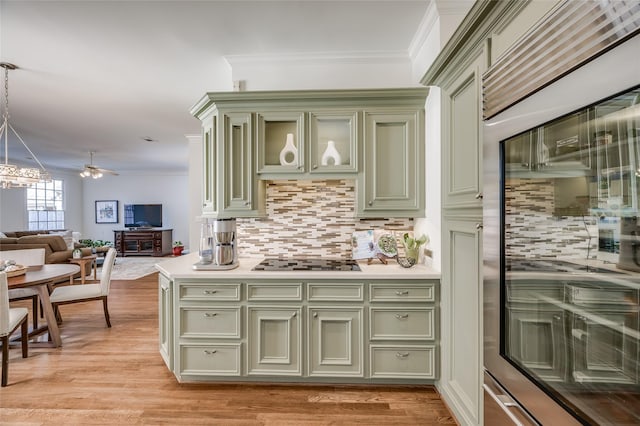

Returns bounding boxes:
[27,179,65,230]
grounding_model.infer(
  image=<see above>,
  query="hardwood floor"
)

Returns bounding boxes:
[1,273,457,425]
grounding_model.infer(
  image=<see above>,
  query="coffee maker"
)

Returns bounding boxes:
[193,218,239,270]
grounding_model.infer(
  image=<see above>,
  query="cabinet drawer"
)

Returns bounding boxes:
[308,283,364,301]
[180,343,241,376]
[369,283,435,302]
[369,345,436,378]
[370,307,435,340]
[247,283,302,301]
[180,307,241,338]
[180,283,241,301]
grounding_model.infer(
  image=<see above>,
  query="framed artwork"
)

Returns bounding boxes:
[95,200,119,224]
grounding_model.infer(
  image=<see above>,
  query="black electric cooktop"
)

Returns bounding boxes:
[252,258,361,272]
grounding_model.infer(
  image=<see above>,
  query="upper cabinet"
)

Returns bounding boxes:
[357,110,424,216]
[190,88,428,219]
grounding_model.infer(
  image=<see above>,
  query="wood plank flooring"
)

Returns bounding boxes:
[1,272,457,425]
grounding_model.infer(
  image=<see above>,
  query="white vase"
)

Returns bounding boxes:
[321,140,342,166]
[279,133,298,166]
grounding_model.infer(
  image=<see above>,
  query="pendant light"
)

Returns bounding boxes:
[0,62,50,189]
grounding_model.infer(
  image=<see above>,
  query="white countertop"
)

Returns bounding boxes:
[154,253,441,280]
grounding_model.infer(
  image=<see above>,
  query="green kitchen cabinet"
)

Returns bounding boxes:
[159,273,173,370]
[191,88,427,218]
[256,111,306,174]
[220,112,263,216]
[308,306,364,377]
[164,274,439,384]
[357,110,425,217]
[201,118,216,215]
[192,106,265,218]
[309,110,358,174]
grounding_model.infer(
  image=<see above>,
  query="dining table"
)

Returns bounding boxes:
[7,263,80,347]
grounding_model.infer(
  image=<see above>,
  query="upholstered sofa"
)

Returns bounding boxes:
[0,232,93,278]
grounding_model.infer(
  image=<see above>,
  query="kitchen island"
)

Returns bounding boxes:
[156,253,441,384]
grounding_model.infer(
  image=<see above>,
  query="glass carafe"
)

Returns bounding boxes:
[198,221,214,264]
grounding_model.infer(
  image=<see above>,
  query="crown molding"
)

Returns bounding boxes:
[408,1,440,60]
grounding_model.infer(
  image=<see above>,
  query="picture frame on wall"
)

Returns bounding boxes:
[95,200,119,224]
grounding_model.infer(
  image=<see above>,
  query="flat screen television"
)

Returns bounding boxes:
[124,204,163,228]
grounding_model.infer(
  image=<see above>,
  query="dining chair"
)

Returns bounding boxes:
[49,248,116,327]
[2,248,46,329]
[0,271,29,387]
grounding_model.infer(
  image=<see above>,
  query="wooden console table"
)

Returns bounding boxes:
[113,229,172,257]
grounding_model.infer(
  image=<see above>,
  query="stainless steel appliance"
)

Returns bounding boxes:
[483,16,640,426]
[193,218,238,270]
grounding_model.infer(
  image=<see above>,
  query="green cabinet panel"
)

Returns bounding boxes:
[201,118,216,215]
[358,110,424,217]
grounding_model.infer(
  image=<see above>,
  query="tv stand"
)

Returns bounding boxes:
[114,229,173,257]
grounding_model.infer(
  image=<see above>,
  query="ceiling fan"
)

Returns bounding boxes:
[80,151,119,179]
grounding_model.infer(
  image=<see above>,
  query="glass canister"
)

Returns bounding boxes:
[198,221,214,264]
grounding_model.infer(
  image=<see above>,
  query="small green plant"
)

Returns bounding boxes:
[402,233,428,264]
[173,241,183,247]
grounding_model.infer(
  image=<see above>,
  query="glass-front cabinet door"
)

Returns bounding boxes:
[309,111,357,174]
[501,85,640,425]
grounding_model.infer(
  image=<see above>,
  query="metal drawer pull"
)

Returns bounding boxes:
[395,290,409,296]
[203,350,217,355]
[395,313,409,320]
[396,352,410,358]
[203,290,217,294]
[204,312,217,318]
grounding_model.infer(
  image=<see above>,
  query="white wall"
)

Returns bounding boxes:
[81,173,189,249]
[226,54,416,91]
[0,168,84,233]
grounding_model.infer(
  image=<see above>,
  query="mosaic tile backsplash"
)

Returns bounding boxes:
[506,178,597,259]
[236,180,414,258]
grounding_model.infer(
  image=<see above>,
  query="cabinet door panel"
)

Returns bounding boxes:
[248,307,301,375]
[308,307,363,377]
[180,306,241,339]
[223,113,254,212]
[370,345,436,378]
[442,50,484,209]
[202,118,216,214]
[359,111,423,217]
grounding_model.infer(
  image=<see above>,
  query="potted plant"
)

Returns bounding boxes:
[401,233,428,266]
[172,241,184,256]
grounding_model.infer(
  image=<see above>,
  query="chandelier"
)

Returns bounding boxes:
[0,62,50,189]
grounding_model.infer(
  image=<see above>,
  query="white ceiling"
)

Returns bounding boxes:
[0,0,452,176]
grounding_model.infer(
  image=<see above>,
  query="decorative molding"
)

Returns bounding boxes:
[408,1,440,60]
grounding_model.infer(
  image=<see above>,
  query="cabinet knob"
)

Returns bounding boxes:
[313,312,318,318]
[521,163,529,168]
[368,201,373,206]
[395,313,409,320]
[476,223,483,230]
[475,193,483,199]
[395,290,409,296]
[204,312,217,318]
[203,350,217,355]
[395,352,410,358]
[292,312,297,318]
[313,164,318,169]
[553,315,562,321]
[244,201,250,206]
